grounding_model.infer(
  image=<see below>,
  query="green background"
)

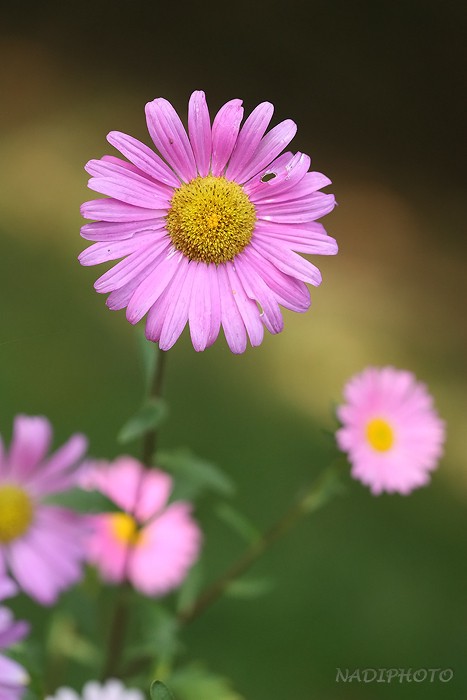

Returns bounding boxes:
[1,1,466,698]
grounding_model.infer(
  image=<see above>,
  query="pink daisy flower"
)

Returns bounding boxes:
[83,457,202,596]
[0,415,88,604]
[336,367,445,495]
[80,90,337,353]
[0,578,30,700]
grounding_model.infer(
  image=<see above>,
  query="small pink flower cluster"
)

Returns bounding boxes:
[0,414,202,697]
[81,456,202,596]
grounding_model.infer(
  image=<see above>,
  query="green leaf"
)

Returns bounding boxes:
[47,612,102,667]
[118,398,168,444]
[157,448,235,501]
[124,602,181,666]
[300,466,346,515]
[215,502,260,544]
[176,561,204,614]
[168,664,243,700]
[225,575,275,599]
[45,488,119,513]
[151,681,176,700]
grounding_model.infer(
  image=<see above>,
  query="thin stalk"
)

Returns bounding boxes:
[101,346,168,679]
[142,349,167,465]
[178,466,342,625]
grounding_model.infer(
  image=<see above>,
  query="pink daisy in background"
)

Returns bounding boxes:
[336,367,445,495]
[0,578,30,700]
[83,457,201,596]
[0,415,88,604]
[80,90,337,353]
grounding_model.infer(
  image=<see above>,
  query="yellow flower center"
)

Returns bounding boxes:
[0,484,34,543]
[110,512,142,546]
[166,175,256,264]
[366,418,395,452]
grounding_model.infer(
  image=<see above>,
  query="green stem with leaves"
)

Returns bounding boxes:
[101,346,168,679]
[178,465,343,625]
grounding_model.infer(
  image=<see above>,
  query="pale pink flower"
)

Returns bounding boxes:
[0,578,30,700]
[46,679,144,700]
[336,367,445,495]
[83,457,201,596]
[80,90,337,353]
[0,415,88,604]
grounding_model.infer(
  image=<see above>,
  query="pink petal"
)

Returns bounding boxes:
[6,512,84,605]
[226,101,274,181]
[255,192,336,223]
[126,248,182,324]
[159,257,195,351]
[81,198,166,223]
[84,457,142,513]
[107,131,181,187]
[242,246,311,312]
[135,469,172,522]
[264,171,332,203]
[80,219,166,242]
[217,263,247,354]
[87,170,171,210]
[253,222,338,255]
[252,239,322,286]
[211,99,244,177]
[0,578,17,602]
[85,156,149,182]
[129,502,201,596]
[86,157,173,196]
[226,263,264,347]
[188,91,212,177]
[145,98,197,183]
[29,434,87,496]
[188,263,214,352]
[144,257,190,343]
[206,264,222,347]
[242,151,294,198]
[245,153,311,202]
[94,239,169,293]
[235,119,297,184]
[0,618,29,649]
[106,251,173,312]
[0,655,28,687]
[7,415,52,481]
[86,515,128,583]
[106,272,150,311]
[234,253,284,334]
[79,232,166,267]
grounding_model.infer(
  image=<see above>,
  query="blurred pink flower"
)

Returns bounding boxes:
[0,415,88,604]
[80,90,337,353]
[0,578,30,700]
[83,457,202,596]
[336,367,445,495]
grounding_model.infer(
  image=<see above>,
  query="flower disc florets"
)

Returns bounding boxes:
[0,485,34,543]
[166,175,256,264]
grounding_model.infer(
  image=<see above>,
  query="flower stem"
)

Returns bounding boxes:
[142,348,168,465]
[101,345,168,680]
[178,465,343,625]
